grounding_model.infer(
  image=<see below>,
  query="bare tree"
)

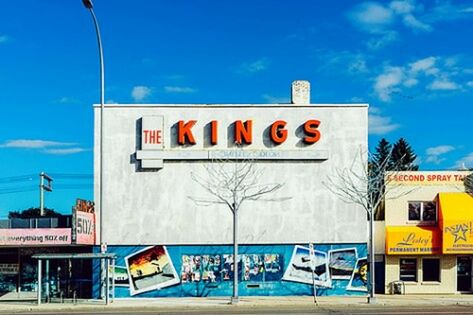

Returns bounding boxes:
[190,157,288,304]
[324,149,412,303]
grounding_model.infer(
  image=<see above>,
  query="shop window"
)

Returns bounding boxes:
[422,258,440,282]
[408,201,437,223]
[400,258,417,282]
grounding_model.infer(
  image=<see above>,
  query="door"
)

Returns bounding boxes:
[457,256,472,292]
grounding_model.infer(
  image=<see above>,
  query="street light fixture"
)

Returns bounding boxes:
[82,0,107,303]
[81,0,105,249]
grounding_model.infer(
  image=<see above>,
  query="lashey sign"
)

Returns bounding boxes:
[385,226,441,255]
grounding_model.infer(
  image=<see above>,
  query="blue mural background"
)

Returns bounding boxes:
[93,243,367,298]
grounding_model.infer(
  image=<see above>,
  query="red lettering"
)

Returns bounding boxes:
[270,120,287,144]
[303,120,321,143]
[149,130,157,143]
[210,120,218,145]
[235,120,252,144]
[143,130,150,144]
[178,120,197,145]
[143,130,162,144]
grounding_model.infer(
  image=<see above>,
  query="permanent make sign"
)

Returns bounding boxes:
[386,226,441,255]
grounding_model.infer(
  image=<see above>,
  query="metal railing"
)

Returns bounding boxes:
[0,216,72,229]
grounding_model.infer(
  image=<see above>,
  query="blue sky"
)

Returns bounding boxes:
[0,0,472,216]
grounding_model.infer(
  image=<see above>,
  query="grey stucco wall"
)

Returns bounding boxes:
[94,104,368,245]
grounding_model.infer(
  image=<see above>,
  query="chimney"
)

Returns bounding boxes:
[291,80,310,104]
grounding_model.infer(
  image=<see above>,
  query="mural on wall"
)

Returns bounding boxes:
[242,254,264,282]
[180,254,281,284]
[264,254,284,281]
[181,255,223,283]
[125,245,179,295]
[202,255,221,282]
[108,266,129,287]
[96,243,368,298]
[328,248,357,280]
[347,257,368,292]
[282,245,331,287]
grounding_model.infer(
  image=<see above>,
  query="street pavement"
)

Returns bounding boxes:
[2,295,473,314]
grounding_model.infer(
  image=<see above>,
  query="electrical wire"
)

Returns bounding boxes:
[0,173,93,195]
[49,173,93,179]
[0,174,36,184]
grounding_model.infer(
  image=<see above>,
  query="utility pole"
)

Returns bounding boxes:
[39,172,53,216]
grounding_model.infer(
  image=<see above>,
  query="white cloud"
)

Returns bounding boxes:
[373,55,468,101]
[315,50,370,74]
[366,31,399,50]
[369,114,400,135]
[424,3,473,23]
[428,79,460,91]
[374,66,404,101]
[131,86,152,102]
[106,99,118,104]
[403,77,418,87]
[389,0,414,15]
[261,94,290,103]
[425,145,455,164]
[164,86,197,94]
[350,96,365,103]
[455,153,473,169]
[43,148,88,155]
[426,145,455,156]
[347,1,439,49]
[0,35,8,44]
[57,97,80,104]
[0,139,75,149]
[409,57,437,74]
[402,14,432,32]
[237,58,270,74]
[467,81,473,88]
[348,2,394,34]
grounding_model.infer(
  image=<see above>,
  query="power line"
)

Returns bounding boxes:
[0,186,37,195]
[0,173,93,195]
[49,173,93,179]
[54,184,92,190]
[0,174,36,184]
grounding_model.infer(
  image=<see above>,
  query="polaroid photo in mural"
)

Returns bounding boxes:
[201,255,221,282]
[282,245,331,287]
[264,254,284,281]
[347,257,368,292]
[328,248,358,280]
[242,254,264,282]
[222,254,241,281]
[181,255,203,282]
[108,265,130,287]
[125,245,179,295]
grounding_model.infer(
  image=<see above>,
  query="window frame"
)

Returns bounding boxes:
[422,258,441,283]
[399,258,418,282]
[407,200,437,224]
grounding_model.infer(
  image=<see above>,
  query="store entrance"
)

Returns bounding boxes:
[457,256,472,292]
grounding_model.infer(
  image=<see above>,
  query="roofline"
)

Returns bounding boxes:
[93,103,369,109]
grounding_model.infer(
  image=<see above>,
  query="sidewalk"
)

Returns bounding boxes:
[1,294,473,313]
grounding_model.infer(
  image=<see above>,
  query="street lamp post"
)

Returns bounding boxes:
[82,0,107,303]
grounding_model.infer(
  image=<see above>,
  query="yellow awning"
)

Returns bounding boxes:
[439,192,473,254]
[386,226,441,255]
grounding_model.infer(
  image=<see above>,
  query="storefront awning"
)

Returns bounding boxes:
[439,192,473,254]
[386,226,441,255]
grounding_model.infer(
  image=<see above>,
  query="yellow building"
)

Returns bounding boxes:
[383,171,473,294]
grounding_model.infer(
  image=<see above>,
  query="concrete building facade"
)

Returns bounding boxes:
[93,82,370,297]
